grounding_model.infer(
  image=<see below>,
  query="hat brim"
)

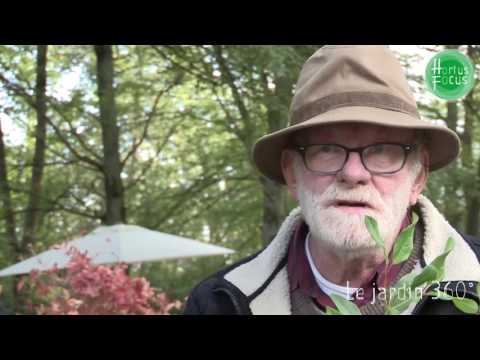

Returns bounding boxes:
[253,106,461,184]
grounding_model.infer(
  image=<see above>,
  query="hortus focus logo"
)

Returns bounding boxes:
[425,50,475,101]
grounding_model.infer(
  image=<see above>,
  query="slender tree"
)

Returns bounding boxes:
[94,45,125,225]
[22,45,48,251]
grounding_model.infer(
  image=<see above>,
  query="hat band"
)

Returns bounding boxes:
[290,91,420,125]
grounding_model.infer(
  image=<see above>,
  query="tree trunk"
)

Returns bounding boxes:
[466,193,480,236]
[442,100,463,228]
[22,45,48,252]
[463,45,479,236]
[466,161,480,236]
[446,101,458,132]
[261,176,286,247]
[260,75,291,246]
[462,97,477,234]
[461,100,474,168]
[462,45,480,236]
[0,110,20,312]
[0,120,19,256]
[94,45,126,225]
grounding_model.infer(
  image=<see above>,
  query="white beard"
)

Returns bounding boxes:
[296,170,416,258]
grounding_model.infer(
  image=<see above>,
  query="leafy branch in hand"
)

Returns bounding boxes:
[325,211,479,315]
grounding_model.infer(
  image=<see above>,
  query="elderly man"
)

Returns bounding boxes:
[184,45,480,315]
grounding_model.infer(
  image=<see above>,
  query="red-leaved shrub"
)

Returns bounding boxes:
[17,247,182,315]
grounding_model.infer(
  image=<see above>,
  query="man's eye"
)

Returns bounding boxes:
[318,145,338,153]
[369,145,386,154]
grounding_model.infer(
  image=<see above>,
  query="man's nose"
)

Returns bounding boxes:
[336,152,372,186]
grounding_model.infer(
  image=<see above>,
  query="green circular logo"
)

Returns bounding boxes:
[425,50,475,101]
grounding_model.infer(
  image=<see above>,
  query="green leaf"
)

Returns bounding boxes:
[325,306,342,315]
[392,271,418,291]
[444,236,455,254]
[452,297,479,314]
[385,291,422,315]
[410,261,444,290]
[410,238,455,290]
[387,273,424,315]
[411,267,440,291]
[364,216,383,247]
[392,212,419,265]
[329,294,361,315]
[364,216,386,258]
[388,272,418,310]
[426,290,454,301]
[384,306,400,315]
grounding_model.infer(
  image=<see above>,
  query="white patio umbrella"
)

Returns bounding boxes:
[0,224,235,277]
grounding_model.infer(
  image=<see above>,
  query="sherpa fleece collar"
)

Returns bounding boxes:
[223,195,480,315]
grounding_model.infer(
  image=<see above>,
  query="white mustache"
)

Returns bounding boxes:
[318,184,385,211]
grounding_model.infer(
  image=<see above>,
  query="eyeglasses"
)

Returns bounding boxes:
[295,143,417,175]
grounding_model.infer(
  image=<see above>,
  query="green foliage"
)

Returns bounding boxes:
[327,211,479,316]
[452,297,479,314]
[386,272,422,315]
[1,45,479,314]
[410,237,454,290]
[0,45,318,310]
[428,289,454,301]
[329,294,361,315]
[392,212,419,265]
[364,216,386,259]
[384,237,456,315]
[325,307,342,315]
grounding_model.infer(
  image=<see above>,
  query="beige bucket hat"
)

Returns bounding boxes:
[252,45,461,184]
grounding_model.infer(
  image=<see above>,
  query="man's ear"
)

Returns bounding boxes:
[281,149,299,201]
[409,150,429,206]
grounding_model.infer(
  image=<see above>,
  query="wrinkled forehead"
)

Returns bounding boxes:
[292,123,419,145]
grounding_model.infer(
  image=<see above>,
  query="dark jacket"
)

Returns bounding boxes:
[184,199,480,315]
